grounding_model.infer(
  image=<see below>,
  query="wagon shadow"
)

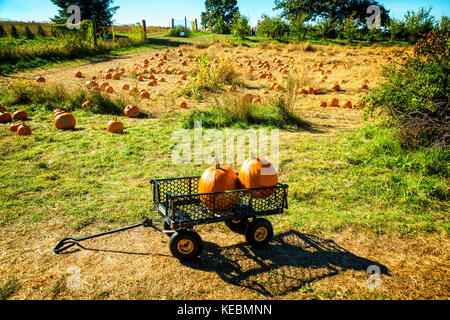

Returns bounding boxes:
[182,230,389,297]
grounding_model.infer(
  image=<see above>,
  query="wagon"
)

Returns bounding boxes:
[53,175,289,260]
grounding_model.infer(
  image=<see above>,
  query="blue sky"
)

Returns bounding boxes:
[0,0,448,27]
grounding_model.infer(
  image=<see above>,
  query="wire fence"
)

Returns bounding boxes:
[170,18,199,31]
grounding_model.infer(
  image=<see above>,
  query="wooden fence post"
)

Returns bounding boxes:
[171,19,174,28]
[195,19,198,31]
[91,15,98,46]
[142,19,146,37]
[184,16,187,30]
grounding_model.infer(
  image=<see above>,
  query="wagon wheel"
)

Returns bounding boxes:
[225,218,248,234]
[169,230,203,260]
[245,218,273,248]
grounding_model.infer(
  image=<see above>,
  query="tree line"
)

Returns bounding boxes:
[200,0,449,43]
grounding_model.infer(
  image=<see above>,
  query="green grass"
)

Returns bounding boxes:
[0,90,448,238]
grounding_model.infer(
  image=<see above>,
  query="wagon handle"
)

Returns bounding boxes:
[53,217,157,254]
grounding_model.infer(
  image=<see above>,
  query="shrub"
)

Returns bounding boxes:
[365,31,449,148]
[257,15,289,39]
[180,53,237,100]
[168,26,191,37]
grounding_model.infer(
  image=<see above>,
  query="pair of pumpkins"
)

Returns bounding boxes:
[198,153,278,210]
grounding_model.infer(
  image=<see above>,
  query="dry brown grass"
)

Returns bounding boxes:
[0,218,448,299]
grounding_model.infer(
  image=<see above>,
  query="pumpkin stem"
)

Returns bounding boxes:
[214,157,220,169]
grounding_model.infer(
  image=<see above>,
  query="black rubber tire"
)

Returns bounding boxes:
[245,218,273,248]
[225,218,248,234]
[169,230,203,260]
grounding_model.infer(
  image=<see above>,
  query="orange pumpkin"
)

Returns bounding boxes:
[75,71,83,78]
[316,101,327,108]
[17,123,31,136]
[328,98,339,107]
[238,152,278,199]
[359,83,368,90]
[106,119,124,133]
[122,84,130,90]
[198,160,240,210]
[330,83,341,91]
[82,100,93,109]
[12,110,28,121]
[340,100,352,108]
[140,91,150,99]
[0,111,12,123]
[36,76,46,83]
[54,113,76,130]
[124,104,140,118]
[10,123,21,132]
[178,101,187,108]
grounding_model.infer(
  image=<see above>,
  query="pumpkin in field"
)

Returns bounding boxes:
[198,160,240,210]
[75,71,83,78]
[178,101,187,108]
[273,84,283,92]
[122,84,130,90]
[36,76,46,83]
[340,100,352,108]
[314,88,321,95]
[105,86,114,94]
[359,83,368,90]
[354,101,366,109]
[306,86,315,94]
[99,82,109,91]
[238,152,278,199]
[0,111,12,123]
[124,104,140,118]
[252,97,261,104]
[17,123,31,136]
[330,83,341,91]
[243,93,253,102]
[106,119,124,133]
[54,113,76,130]
[82,100,93,109]
[316,101,327,108]
[328,98,339,107]
[297,88,307,94]
[10,123,21,132]
[12,110,28,120]
[140,91,150,99]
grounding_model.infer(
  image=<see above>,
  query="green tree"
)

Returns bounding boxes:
[25,26,34,39]
[341,13,359,43]
[9,25,19,38]
[37,25,46,37]
[50,0,119,26]
[434,16,450,34]
[257,15,289,39]
[404,7,435,43]
[231,13,250,39]
[201,0,239,34]
[387,18,405,41]
[0,25,6,38]
[315,16,337,41]
[289,13,308,40]
[274,0,389,25]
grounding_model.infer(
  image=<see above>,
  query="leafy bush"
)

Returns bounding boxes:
[180,54,237,100]
[404,7,435,43]
[365,31,449,148]
[168,26,191,37]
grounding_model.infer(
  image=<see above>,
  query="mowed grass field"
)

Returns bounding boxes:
[0,34,448,300]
